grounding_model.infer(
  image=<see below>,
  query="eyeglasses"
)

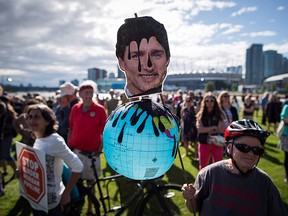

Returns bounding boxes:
[234,143,264,156]
[205,99,215,103]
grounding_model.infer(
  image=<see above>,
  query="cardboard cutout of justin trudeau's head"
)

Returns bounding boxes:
[116,15,170,98]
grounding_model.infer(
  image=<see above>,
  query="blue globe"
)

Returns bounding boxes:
[103,99,180,180]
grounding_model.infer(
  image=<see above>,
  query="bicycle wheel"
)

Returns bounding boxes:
[77,180,101,216]
[136,184,190,216]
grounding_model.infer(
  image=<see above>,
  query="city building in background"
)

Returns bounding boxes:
[87,67,125,92]
[117,65,125,79]
[264,74,288,94]
[264,50,282,78]
[2,43,287,94]
[58,43,288,94]
[88,68,107,80]
[245,44,288,92]
[164,67,243,91]
[245,44,264,86]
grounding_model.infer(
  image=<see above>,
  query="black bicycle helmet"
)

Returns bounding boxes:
[224,119,270,145]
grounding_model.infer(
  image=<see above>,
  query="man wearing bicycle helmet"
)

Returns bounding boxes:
[182,119,287,215]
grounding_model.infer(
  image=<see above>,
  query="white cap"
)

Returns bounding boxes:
[79,80,98,93]
[60,82,78,97]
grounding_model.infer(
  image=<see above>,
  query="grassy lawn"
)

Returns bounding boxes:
[1,110,287,215]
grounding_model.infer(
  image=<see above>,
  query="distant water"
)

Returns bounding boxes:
[12,91,57,99]
[10,91,111,100]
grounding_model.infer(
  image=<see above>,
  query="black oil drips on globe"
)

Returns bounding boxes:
[108,99,178,158]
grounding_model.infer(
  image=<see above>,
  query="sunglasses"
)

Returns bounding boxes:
[205,99,215,103]
[223,95,230,98]
[234,143,264,156]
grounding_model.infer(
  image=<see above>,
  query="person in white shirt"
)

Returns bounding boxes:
[24,104,83,215]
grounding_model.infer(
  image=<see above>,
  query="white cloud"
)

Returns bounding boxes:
[0,69,27,76]
[221,24,243,35]
[242,31,277,38]
[231,6,257,17]
[264,42,288,54]
[175,0,236,17]
[277,6,285,11]
[169,41,248,73]
[0,0,287,87]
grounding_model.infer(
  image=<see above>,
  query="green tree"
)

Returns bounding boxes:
[231,83,238,91]
[205,81,215,92]
[262,85,267,93]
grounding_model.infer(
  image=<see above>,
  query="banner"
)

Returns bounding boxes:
[16,142,48,213]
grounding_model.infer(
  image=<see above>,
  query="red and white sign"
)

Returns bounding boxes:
[16,142,48,213]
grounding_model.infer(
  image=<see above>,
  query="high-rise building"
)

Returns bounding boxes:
[283,57,288,74]
[88,68,107,81]
[245,44,264,85]
[263,50,278,78]
[227,66,242,74]
[246,44,288,86]
[276,53,284,75]
[117,65,125,79]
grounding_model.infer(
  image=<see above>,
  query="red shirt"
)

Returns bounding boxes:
[69,102,107,152]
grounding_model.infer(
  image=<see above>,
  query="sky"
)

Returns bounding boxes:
[0,0,287,87]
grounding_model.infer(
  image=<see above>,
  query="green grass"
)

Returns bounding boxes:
[1,111,288,215]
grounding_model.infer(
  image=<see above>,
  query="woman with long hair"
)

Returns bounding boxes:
[217,91,238,128]
[23,104,83,215]
[196,92,226,170]
[266,92,282,133]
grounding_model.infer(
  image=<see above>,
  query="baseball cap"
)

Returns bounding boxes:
[60,82,78,97]
[79,80,98,93]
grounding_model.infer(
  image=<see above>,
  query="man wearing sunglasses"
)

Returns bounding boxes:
[182,119,287,215]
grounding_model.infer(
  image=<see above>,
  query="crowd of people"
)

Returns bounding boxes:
[1,83,288,215]
[0,82,126,215]
[1,12,288,215]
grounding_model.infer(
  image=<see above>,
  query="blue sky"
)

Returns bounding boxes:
[0,0,287,87]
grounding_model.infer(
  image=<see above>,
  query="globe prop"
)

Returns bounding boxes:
[103,99,180,180]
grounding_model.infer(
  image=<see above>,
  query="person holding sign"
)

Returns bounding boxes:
[23,104,83,215]
[116,14,170,98]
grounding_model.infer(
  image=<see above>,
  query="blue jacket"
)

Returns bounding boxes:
[280,105,288,136]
